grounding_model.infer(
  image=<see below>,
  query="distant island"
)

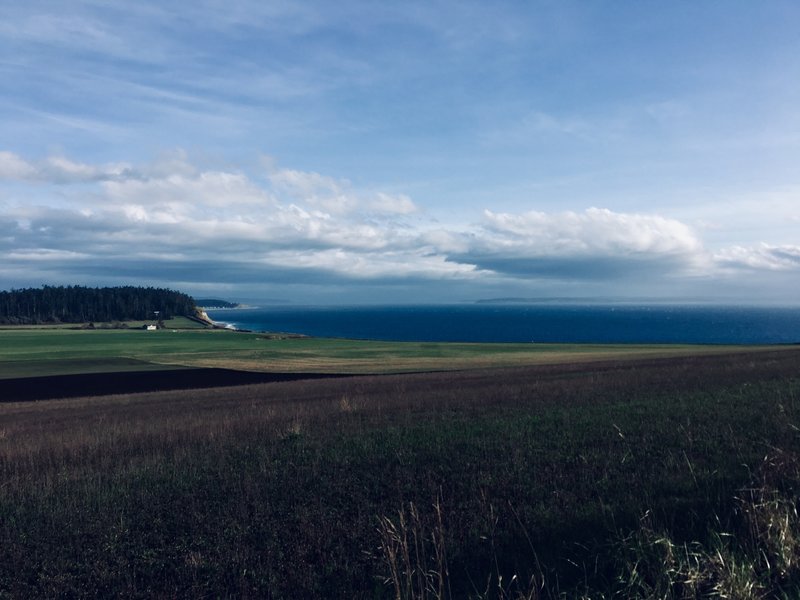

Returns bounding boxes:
[475,297,717,305]
[0,285,204,325]
[194,298,241,309]
[475,297,607,304]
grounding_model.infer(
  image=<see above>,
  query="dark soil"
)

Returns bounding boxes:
[0,369,344,402]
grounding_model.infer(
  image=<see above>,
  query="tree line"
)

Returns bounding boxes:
[0,286,197,325]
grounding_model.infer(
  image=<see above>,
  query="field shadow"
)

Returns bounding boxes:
[0,369,345,402]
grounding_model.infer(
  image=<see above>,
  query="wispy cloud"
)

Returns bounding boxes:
[0,151,139,183]
[268,166,417,216]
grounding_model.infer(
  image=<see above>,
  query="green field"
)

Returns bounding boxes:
[0,325,781,379]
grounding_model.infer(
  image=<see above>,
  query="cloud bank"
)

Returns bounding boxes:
[1,151,796,303]
[449,208,708,281]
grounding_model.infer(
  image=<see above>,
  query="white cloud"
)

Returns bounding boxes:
[715,244,800,271]
[43,156,138,183]
[0,151,138,183]
[369,192,417,215]
[5,248,88,261]
[269,167,344,198]
[268,166,418,216]
[258,248,478,280]
[0,152,37,179]
[104,170,273,209]
[420,229,471,254]
[480,207,703,257]
[429,208,712,282]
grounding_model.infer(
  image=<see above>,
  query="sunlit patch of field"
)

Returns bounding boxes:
[144,336,783,374]
[170,344,770,374]
[0,326,787,378]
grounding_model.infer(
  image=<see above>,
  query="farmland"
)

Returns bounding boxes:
[0,324,781,381]
[1,335,800,597]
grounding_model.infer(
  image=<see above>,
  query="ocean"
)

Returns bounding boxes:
[205,304,800,345]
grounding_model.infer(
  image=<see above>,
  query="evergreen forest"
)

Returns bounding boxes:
[0,286,197,324]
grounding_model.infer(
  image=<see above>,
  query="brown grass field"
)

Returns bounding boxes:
[2,347,800,597]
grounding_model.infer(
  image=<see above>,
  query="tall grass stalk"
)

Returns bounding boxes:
[378,498,451,600]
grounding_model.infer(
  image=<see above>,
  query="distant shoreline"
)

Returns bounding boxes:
[197,305,255,311]
[204,314,307,338]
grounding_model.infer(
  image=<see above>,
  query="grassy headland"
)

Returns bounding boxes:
[1,349,800,597]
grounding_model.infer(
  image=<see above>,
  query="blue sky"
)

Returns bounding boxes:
[1,1,799,303]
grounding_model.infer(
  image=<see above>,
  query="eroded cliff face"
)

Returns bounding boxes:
[195,309,214,324]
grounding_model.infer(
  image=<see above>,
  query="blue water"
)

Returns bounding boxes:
[205,304,800,344]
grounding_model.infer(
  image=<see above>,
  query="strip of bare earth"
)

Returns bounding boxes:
[0,369,346,402]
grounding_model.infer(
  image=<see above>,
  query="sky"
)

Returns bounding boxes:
[1,1,799,304]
